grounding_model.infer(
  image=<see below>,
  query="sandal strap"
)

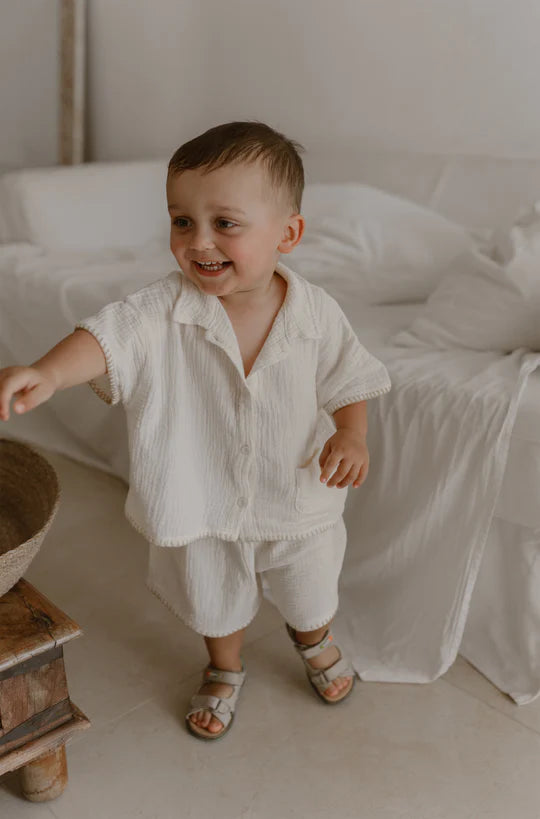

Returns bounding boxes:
[307,656,355,692]
[286,623,336,660]
[185,664,247,729]
[185,694,234,728]
[202,665,246,686]
[285,623,355,693]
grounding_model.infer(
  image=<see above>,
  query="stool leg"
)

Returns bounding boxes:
[19,744,68,801]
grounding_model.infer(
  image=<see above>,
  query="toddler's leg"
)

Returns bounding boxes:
[262,519,352,700]
[204,628,245,671]
[188,627,246,734]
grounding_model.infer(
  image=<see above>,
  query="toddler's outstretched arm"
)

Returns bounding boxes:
[0,329,106,421]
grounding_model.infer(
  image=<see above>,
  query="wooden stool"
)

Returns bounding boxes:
[0,578,91,801]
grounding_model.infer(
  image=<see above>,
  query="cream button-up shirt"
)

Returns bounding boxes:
[75,260,391,547]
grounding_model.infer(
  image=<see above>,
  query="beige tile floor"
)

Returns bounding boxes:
[2,449,540,818]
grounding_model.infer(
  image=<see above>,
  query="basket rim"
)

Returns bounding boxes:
[0,437,61,556]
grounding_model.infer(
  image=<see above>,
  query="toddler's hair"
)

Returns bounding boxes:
[168,120,305,214]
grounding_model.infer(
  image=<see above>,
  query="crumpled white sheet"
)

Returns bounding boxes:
[330,343,540,695]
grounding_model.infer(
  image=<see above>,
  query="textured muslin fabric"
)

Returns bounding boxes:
[75,261,391,547]
[145,517,348,636]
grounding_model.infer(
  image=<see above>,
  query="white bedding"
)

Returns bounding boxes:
[2,246,540,704]
[334,344,540,700]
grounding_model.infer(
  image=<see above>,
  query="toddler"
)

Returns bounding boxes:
[0,120,391,741]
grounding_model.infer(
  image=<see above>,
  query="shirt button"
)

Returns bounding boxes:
[237,497,248,508]
[240,445,250,454]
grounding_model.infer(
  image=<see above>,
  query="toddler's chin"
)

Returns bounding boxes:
[189,273,235,297]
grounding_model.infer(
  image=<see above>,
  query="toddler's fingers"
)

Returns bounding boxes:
[354,464,368,487]
[0,373,30,419]
[322,457,351,487]
[3,392,21,419]
[337,464,357,488]
[13,383,52,414]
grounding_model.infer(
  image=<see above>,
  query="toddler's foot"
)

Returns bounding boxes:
[287,624,355,704]
[188,666,242,734]
[295,631,352,699]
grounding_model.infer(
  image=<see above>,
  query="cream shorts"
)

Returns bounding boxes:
[145,518,347,637]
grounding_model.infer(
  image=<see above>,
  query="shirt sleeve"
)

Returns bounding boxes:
[316,293,392,416]
[74,298,146,406]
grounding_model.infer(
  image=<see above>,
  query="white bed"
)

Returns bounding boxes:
[1,154,540,705]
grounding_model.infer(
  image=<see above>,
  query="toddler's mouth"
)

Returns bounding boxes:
[194,261,231,276]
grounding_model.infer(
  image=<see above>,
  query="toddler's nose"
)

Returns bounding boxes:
[189,226,216,252]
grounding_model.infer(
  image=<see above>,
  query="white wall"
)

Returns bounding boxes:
[0,0,58,168]
[4,1,540,171]
[86,0,540,174]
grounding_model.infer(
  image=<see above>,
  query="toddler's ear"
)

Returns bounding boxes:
[279,214,304,253]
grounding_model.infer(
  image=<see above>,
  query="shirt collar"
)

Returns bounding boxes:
[171,260,320,343]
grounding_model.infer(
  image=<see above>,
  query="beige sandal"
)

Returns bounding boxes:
[185,663,246,741]
[286,623,356,704]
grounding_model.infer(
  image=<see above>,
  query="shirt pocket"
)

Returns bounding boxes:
[294,409,346,515]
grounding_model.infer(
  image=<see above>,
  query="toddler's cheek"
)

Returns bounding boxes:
[170,241,182,259]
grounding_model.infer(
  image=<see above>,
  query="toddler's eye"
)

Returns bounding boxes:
[171,217,236,229]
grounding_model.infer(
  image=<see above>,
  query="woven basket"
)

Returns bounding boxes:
[0,438,60,598]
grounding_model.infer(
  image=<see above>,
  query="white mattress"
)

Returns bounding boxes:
[1,248,539,532]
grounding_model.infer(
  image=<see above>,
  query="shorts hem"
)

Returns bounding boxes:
[285,607,339,634]
[145,577,259,637]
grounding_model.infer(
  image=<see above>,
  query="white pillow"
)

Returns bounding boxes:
[389,240,540,353]
[0,160,169,251]
[287,184,475,305]
[489,200,540,266]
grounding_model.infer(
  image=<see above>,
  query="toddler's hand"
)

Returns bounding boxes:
[0,366,56,421]
[319,429,370,489]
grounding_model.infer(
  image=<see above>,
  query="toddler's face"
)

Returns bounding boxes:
[166,159,304,305]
